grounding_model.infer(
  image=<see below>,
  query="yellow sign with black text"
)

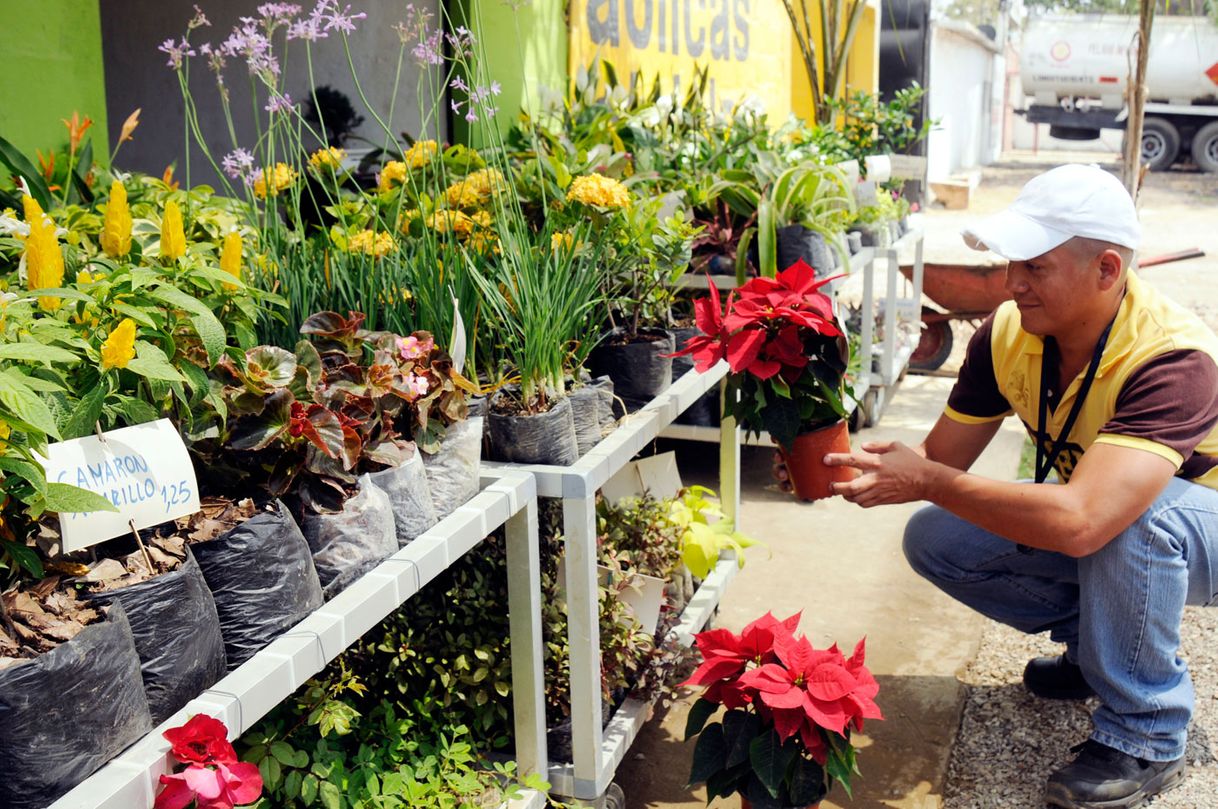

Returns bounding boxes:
[568,0,792,120]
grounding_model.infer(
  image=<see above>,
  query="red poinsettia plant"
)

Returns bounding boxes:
[154,714,263,809]
[674,259,849,450]
[683,612,881,808]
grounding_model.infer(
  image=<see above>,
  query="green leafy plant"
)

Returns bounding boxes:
[667,486,761,580]
[239,659,547,809]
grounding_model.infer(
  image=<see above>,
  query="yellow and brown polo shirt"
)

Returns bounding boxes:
[945,272,1218,489]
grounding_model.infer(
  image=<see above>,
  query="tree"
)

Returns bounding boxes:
[782,0,871,124]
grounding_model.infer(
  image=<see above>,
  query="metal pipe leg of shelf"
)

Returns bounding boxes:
[562,495,606,800]
[506,491,547,782]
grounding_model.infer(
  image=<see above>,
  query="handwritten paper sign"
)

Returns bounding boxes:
[41,419,201,552]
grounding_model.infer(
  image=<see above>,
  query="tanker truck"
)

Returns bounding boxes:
[1019,15,1218,172]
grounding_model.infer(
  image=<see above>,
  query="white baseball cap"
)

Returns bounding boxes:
[961,164,1141,261]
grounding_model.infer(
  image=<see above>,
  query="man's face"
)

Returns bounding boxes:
[1003,242,1099,337]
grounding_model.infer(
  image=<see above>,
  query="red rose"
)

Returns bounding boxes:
[162,714,236,766]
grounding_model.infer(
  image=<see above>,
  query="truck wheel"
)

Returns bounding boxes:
[1191,121,1218,174]
[1140,118,1180,171]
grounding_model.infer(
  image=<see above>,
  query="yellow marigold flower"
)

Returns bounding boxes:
[403,140,438,169]
[378,161,408,192]
[469,229,499,255]
[424,209,476,237]
[220,231,243,288]
[100,318,137,370]
[567,174,631,209]
[444,168,506,210]
[551,231,574,252]
[161,199,187,260]
[76,270,94,285]
[22,195,64,311]
[470,210,493,229]
[100,180,132,258]
[347,230,396,258]
[398,209,422,234]
[308,146,346,172]
[253,162,297,199]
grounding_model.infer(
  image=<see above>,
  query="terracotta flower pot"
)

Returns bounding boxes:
[778,419,856,502]
[740,799,820,809]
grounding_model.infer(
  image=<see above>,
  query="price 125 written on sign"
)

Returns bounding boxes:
[40,419,202,553]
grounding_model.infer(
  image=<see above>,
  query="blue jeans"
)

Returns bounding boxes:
[904,476,1218,762]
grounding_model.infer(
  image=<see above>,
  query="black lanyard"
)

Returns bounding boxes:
[1034,315,1118,484]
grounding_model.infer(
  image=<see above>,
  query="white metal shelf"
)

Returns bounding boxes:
[49,470,545,809]
[485,364,741,802]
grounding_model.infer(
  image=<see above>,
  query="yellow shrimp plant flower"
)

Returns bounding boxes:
[160,199,187,261]
[100,180,132,258]
[100,318,137,370]
[220,231,243,288]
[22,196,64,311]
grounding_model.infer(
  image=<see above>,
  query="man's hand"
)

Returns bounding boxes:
[824,441,939,507]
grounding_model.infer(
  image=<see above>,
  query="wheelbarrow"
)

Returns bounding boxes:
[898,248,1206,371]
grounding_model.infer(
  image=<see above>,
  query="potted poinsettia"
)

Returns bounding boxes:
[673,258,856,501]
[683,612,882,808]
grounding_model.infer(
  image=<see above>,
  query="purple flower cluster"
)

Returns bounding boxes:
[412,29,444,66]
[393,4,434,45]
[219,18,280,79]
[449,75,501,123]
[221,148,256,185]
[265,92,295,115]
[158,37,197,69]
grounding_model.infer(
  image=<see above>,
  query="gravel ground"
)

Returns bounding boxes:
[944,610,1218,808]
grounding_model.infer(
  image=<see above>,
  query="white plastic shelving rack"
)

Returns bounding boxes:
[485,363,740,805]
[853,226,924,428]
[48,469,548,809]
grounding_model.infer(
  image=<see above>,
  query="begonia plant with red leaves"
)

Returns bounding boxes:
[673,259,849,450]
[682,612,882,808]
[155,714,263,809]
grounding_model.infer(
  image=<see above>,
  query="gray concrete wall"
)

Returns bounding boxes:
[100,0,444,187]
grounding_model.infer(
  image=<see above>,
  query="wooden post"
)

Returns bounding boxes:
[1122,0,1155,199]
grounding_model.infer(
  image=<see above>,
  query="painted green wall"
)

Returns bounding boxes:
[0,0,110,162]
[452,0,568,145]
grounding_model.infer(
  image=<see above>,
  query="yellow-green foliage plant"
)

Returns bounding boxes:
[668,485,762,579]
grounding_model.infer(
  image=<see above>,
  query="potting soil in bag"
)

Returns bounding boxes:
[592,375,617,432]
[192,500,324,670]
[421,416,483,519]
[776,224,835,277]
[0,601,153,808]
[301,475,397,599]
[83,546,226,724]
[369,452,438,546]
[588,328,675,400]
[568,385,603,457]
[487,395,579,466]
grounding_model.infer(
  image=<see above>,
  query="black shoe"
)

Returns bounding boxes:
[1045,739,1185,808]
[1024,655,1096,700]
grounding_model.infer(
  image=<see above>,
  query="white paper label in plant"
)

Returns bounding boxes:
[42,419,201,552]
